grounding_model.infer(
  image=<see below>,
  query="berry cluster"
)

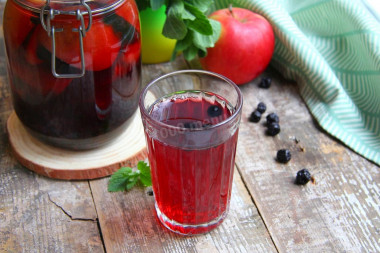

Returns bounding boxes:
[258,77,272,89]
[248,102,266,123]
[248,77,314,186]
[249,103,281,137]
[266,113,280,136]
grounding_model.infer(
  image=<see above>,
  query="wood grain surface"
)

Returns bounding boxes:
[0,143,104,252]
[234,68,380,252]
[90,169,277,253]
[1,1,379,251]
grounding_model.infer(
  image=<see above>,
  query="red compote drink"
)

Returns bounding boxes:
[146,91,239,234]
[3,0,141,149]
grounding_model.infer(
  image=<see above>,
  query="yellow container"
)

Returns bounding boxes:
[140,6,176,64]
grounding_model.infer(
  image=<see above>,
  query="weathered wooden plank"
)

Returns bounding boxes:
[90,168,277,253]
[89,60,277,253]
[234,67,380,252]
[0,5,104,251]
[0,120,104,252]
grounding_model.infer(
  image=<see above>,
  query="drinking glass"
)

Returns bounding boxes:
[139,70,243,235]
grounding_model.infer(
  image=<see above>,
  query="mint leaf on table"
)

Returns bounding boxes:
[108,162,152,192]
[138,161,152,187]
[108,167,134,192]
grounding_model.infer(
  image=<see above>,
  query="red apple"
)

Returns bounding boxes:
[200,8,275,85]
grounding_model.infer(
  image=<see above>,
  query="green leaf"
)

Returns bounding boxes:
[127,174,140,190]
[162,0,187,39]
[172,31,194,61]
[167,0,184,15]
[188,0,213,13]
[108,167,134,192]
[108,162,152,192]
[137,161,152,186]
[183,44,199,61]
[150,0,165,11]
[137,0,220,61]
[162,16,187,39]
[182,9,196,20]
[185,3,212,35]
[174,31,193,51]
[192,18,221,52]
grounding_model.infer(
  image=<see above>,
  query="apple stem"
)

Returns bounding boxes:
[229,4,235,18]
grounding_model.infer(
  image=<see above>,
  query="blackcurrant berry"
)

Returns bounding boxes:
[257,102,267,113]
[277,149,291,163]
[266,113,279,124]
[258,77,272,88]
[249,110,262,123]
[295,169,312,185]
[207,105,222,117]
[267,122,280,136]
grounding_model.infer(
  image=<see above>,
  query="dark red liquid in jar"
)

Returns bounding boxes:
[146,91,238,234]
[3,0,141,146]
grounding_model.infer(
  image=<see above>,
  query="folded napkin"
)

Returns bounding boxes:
[214,0,380,165]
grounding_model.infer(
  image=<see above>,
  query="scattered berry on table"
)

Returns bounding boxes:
[267,122,281,136]
[249,110,262,123]
[146,188,154,196]
[257,102,267,113]
[259,77,272,88]
[207,105,222,117]
[266,113,279,124]
[277,149,291,163]
[295,169,311,185]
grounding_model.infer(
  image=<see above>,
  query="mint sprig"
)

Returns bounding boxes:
[136,0,221,61]
[108,161,152,192]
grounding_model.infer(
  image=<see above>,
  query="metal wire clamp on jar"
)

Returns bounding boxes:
[3,0,142,149]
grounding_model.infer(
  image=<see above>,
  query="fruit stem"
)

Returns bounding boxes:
[229,4,235,18]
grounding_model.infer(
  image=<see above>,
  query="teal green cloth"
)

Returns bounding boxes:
[214,0,380,165]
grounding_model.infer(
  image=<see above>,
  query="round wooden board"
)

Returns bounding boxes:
[7,111,147,180]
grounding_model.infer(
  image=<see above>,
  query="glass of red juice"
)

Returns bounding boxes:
[139,70,243,235]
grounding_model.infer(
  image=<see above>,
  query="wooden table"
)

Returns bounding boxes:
[1,3,379,252]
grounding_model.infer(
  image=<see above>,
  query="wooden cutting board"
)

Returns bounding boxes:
[6,111,147,180]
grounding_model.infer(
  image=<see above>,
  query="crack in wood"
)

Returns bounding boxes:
[47,193,97,222]
[234,162,280,253]
[87,181,107,253]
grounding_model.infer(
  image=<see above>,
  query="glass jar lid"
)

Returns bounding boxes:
[14,0,124,15]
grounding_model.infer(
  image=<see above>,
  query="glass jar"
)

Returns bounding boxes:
[3,0,141,149]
